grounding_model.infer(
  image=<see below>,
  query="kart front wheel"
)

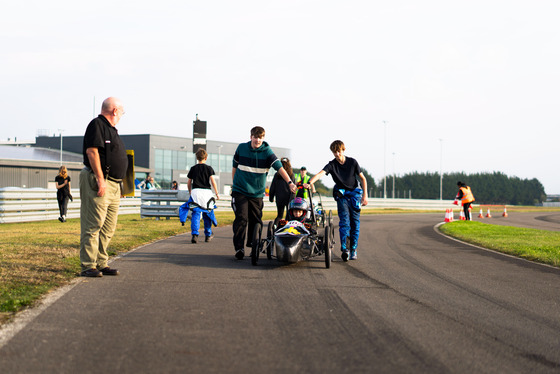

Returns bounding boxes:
[266,221,274,260]
[251,222,262,266]
[324,226,332,269]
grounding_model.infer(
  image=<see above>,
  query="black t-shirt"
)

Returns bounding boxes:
[322,156,361,190]
[187,163,215,189]
[83,115,128,179]
[55,175,71,197]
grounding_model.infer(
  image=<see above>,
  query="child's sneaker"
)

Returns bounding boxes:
[341,251,349,262]
[349,250,357,260]
[191,235,198,243]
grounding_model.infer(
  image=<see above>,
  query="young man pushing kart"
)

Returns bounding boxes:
[231,126,297,260]
[306,140,368,261]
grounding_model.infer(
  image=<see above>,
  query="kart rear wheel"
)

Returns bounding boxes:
[251,222,262,266]
[327,210,333,226]
[324,226,332,269]
[266,221,274,260]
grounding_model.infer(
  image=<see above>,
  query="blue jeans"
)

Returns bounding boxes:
[337,196,361,251]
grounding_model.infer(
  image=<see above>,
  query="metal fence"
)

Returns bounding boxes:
[0,187,457,224]
[0,188,141,224]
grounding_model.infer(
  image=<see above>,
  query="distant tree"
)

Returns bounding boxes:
[361,168,377,197]
[380,171,546,204]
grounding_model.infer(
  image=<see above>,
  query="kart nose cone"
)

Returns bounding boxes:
[275,235,306,263]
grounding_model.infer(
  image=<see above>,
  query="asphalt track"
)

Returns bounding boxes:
[0,213,559,373]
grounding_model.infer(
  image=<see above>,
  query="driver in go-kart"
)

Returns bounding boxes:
[277,197,316,234]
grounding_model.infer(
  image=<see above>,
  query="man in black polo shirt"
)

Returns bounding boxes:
[79,97,128,277]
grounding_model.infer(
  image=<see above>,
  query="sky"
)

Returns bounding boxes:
[2,0,559,194]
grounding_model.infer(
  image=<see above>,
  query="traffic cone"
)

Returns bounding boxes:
[460,209,466,220]
[478,208,484,218]
[449,209,454,222]
[444,209,450,222]
[502,206,508,218]
[486,208,492,218]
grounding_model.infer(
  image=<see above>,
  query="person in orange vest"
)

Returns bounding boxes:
[456,181,475,220]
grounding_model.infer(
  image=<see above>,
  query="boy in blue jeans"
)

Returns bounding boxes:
[306,140,368,261]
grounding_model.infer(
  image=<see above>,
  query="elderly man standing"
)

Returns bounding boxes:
[79,97,128,277]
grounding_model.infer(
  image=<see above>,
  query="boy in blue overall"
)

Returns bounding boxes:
[306,140,368,261]
[182,149,220,243]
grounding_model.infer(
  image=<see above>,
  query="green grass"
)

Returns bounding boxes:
[439,221,560,267]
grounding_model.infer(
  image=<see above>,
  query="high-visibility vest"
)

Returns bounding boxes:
[460,186,475,204]
[294,173,311,198]
[294,173,310,185]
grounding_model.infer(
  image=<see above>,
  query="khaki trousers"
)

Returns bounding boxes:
[79,169,121,270]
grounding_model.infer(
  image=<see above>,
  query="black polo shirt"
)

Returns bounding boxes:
[83,115,128,179]
[187,163,215,189]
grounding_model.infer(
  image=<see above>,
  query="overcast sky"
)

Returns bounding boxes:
[2,1,559,195]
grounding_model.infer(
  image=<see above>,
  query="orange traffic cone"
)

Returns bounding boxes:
[478,208,484,218]
[449,209,454,222]
[502,206,508,217]
[486,208,492,218]
[460,209,466,220]
[444,209,450,222]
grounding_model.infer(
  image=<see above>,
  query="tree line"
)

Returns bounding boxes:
[308,169,546,205]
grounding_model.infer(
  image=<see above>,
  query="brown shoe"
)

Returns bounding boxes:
[81,268,103,277]
[99,267,119,276]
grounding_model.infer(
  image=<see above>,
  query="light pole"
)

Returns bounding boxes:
[383,120,388,198]
[392,152,395,198]
[439,138,443,200]
[58,129,64,166]
[217,145,223,194]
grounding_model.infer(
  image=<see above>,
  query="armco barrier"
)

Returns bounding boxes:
[1,187,457,223]
[0,187,141,224]
[139,190,339,220]
[139,191,456,220]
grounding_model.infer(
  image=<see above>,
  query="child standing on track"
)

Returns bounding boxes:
[306,140,368,261]
[187,149,220,243]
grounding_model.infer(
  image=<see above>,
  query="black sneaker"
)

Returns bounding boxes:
[58,217,63,223]
[235,249,245,260]
[205,234,214,242]
[81,268,103,277]
[99,267,119,276]
[341,251,349,262]
[191,235,198,244]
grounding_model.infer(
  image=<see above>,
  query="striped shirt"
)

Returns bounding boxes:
[232,141,282,198]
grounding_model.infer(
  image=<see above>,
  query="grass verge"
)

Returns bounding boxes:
[439,221,560,267]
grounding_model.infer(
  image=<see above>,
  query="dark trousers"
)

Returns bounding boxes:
[231,191,263,251]
[463,202,472,220]
[57,195,69,217]
[274,197,290,227]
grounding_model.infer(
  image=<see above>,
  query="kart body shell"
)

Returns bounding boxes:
[251,190,335,268]
[274,221,311,263]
